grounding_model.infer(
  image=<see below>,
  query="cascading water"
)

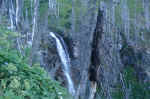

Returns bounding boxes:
[49,32,75,95]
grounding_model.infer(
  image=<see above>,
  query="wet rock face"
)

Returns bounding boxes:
[40,33,81,90]
[40,35,62,77]
[70,66,81,88]
[65,38,80,59]
[54,66,66,86]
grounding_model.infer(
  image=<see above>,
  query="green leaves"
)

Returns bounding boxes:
[0,27,71,99]
[6,63,18,73]
[0,26,18,51]
[9,77,20,89]
[0,56,70,99]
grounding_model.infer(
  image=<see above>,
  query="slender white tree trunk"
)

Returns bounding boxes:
[143,0,150,30]
[30,0,39,65]
[31,0,33,19]
[89,82,97,99]
[16,0,19,27]
[31,0,39,44]
[71,0,76,36]
[121,0,130,41]
[9,0,15,30]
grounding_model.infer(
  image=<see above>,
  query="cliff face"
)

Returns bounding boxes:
[40,6,150,99]
[0,0,150,99]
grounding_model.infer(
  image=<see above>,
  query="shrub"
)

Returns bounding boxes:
[0,26,71,99]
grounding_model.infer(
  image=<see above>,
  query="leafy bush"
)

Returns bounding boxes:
[0,63,70,99]
[0,26,71,99]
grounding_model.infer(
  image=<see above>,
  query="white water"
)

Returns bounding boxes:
[49,32,75,95]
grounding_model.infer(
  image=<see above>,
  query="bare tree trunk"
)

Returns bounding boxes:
[9,0,15,30]
[15,0,24,56]
[88,8,104,99]
[143,0,150,30]
[89,82,97,99]
[73,0,98,99]
[71,0,76,35]
[16,0,19,28]
[30,0,39,65]
[30,0,33,19]
[121,0,130,42]
[31,0,39,44]
[0,0,2,8]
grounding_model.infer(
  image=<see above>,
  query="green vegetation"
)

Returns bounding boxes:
[112,67,150,99]
[97,66,150,99]
[0,26,71,99]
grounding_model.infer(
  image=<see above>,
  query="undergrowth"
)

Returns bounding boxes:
[0,26,71,99]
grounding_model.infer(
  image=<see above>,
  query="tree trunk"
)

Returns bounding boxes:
[30,0,39,65]
[72,0,98,99]
[88,8,104,99]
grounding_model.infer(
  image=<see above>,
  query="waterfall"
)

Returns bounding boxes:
[49,32,75,95]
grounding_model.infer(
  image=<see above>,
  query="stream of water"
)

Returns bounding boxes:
[49,32,75,95]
